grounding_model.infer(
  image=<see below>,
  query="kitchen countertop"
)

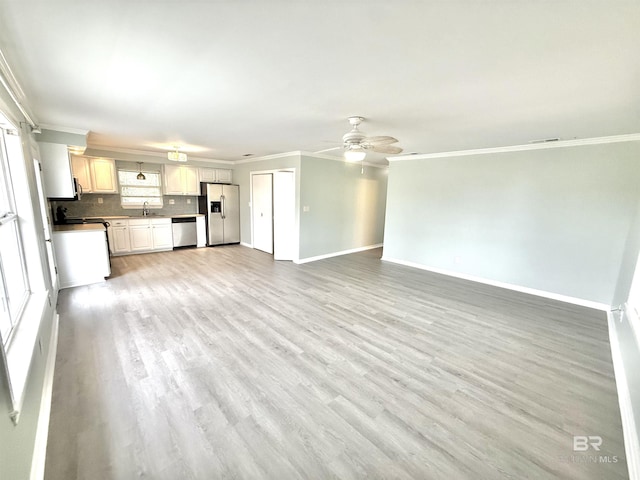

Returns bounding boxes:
[78,214,204,220]
[53,224,107,233]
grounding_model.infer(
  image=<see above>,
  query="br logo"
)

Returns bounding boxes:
[573,435,603,452]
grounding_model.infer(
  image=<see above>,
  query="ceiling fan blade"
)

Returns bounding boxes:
[371,144,403,154]
[364,135,398,146]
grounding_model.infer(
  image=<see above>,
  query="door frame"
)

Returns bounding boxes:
[249,168,298,261]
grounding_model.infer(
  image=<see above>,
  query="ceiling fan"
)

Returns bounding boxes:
[320,116,403,161]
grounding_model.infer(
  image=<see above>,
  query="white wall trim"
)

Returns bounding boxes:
[295,244,382,264]
[300,151,389,168]
[607,310,640,480]
[39,124,88,136]
[29,312,59,480]
[235,151,302,164]
[381,256,610,311]
[85,145,233,165]
[240,241,252,248]
[388,133,640,162]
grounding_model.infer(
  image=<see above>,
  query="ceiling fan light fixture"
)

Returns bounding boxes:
[344,149,366,162]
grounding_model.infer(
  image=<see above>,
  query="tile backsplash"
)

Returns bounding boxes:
[52,193,199,219]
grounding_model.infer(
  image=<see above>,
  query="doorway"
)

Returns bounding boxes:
[251,173,273,254]
[250,169,296,260]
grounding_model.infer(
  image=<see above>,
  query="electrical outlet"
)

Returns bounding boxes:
[97,197,103,204]
[303,206,310,212]
[169,199,175,205]
[186,198,191,204]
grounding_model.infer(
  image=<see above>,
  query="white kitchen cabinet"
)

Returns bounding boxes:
[39,142,76,198]
[108,218,173,255]
[216,169,233,183]
[71,155,92,193]
[199,167,232,184]
[71,155,118,194]
[128,219,153,251]
[89,157,118,193]
[196,216,206,247]
[199,168,216,183]
[109,221,131,254]
[151,218,173,249]
[164,165,199,195]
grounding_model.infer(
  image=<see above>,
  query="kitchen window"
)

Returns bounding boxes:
[118,170,163,208]
[0,126,30,346]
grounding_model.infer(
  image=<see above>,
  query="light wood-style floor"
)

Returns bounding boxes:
[45,246,628,479]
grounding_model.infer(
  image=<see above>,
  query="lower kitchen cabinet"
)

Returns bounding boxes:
[108,217,173,255]
[152,221,173,249]
[129,223,153,251]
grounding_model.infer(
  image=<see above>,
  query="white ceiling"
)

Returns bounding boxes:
[0,1,638,164]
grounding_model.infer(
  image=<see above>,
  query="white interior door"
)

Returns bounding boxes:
[252,173,273,254]
[273,171,295,261]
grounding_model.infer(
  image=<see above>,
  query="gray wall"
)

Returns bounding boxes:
[299,156,387,260]
[232,153,388,261]
[383,141,640,305]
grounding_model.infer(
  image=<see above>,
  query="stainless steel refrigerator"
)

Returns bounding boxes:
[198,183,240,245]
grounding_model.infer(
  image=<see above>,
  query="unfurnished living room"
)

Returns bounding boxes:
[0,1,639,479]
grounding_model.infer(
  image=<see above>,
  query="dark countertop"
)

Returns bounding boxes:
[53,224,107,233]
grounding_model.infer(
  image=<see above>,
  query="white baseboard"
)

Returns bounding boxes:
[30,312,59,480]
[295,244,383,265]
[240,242,252,248]
[380,256,610,311]
[607,310,640,480]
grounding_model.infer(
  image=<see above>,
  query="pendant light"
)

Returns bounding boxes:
[136,162,146,180]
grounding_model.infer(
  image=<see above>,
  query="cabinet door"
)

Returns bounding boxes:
[90,158,118,193]
[199,168,216,183]
[163,165,183,194]
[216,169,232,183]
[71,155,92,193]
[39,142,75,198]
[152,223,173,249]
[182,166,199,195]
[129,225,153,251]
[111,227,131,253]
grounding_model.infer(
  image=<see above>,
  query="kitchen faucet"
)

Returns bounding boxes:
[142,201,149,216]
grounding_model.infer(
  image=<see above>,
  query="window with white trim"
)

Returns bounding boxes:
[0,126,30,345]
[118,169,163,208]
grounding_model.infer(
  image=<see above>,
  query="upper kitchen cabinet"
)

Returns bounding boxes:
[89,157,118,193]
[70,155,91,193]
[71,155,118,194]
[38,142,76,199]
[163,164,199,195]
[199,167,232,184]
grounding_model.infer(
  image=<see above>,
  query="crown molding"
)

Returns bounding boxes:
[234,151,303,164]
[300,151,389,169]
[39,124,89,135]
[0,47,38,127]
[86,144,234,165]
[388,133,640,162]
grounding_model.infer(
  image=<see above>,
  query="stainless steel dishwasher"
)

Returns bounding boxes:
[171,216,197,247]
